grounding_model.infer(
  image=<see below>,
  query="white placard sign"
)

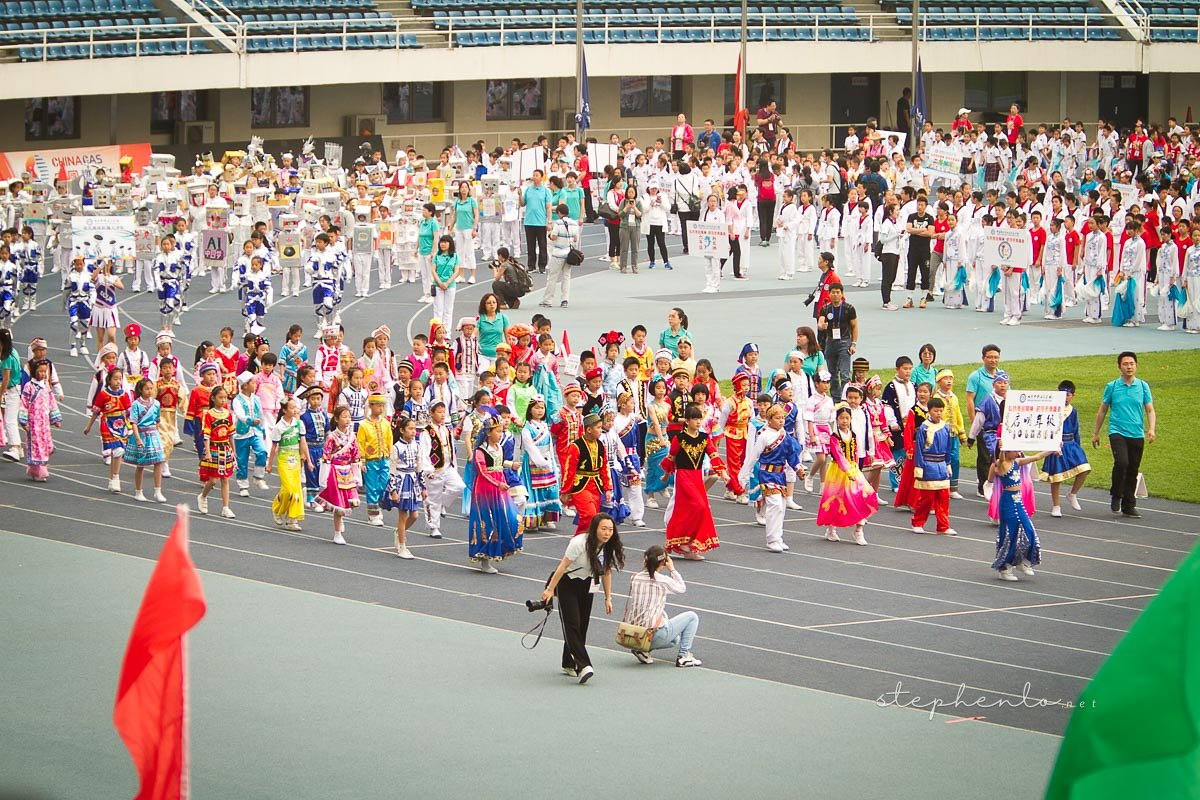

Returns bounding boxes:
[71,214,135,248]
[686,219,730,259]
[515,146,547,182]
[924,143,961,182]
[1001,390,1066,451]
[876,129,908,152]
[983,227,1032,269]
[586,143,619,175]
[1112,182,1138,209]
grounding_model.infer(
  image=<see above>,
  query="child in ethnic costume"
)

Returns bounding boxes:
[299,386,331,509]
[268,397,307,531]
[892,381,932,510]
[84,367,131,494]
[661,403,729,560]
[612,391,646,527]
[1039,380,1091,518]
[468,415,524,574]
[910,397,956,536]
[358,392,393,527]
[991,449,1052,582]
[320,406,362,545]
[125,377,167,503]
[817,404,878,545]
[739,403,803,552]
[18,358,61,482]
[154,357,182,478]
[519,394,562,531]
[196,387,236,518]
[642,376,672,508]
[383,414,424,559]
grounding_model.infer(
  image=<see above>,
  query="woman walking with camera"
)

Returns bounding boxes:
[621,545,702,667]
[539,512,626,684]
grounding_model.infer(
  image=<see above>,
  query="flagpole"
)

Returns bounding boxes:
[575,0,583,141]
[910,0,919,144]
[739,0,748,119]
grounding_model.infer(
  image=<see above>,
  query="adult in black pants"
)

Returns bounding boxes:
[903,196,935,308]
[540,512,626,684]
[673,163,701,254]
[521,169,552,273]
[754,161,777,245]
[1091,351,1157,518]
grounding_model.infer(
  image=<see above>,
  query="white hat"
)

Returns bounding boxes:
[957,108,971,116]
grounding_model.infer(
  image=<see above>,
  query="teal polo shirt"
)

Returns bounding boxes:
[522,184,552,227]
[1101,377,1153,438]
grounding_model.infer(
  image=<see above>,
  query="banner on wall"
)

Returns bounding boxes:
[0,143,152,183]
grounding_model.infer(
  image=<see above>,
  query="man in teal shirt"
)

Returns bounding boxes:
[965,343,1002,496]
[521,169,553,273]
[1092,351,1156,518]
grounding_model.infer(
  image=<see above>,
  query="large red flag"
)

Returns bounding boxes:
[733,54,749,135]
[113,506,207,800]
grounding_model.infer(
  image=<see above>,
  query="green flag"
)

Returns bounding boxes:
[1045,543,1200,799]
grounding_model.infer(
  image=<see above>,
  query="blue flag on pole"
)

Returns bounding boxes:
[911,57,927,131]
[575,49,591,130]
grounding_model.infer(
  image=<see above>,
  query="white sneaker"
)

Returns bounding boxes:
[284,521,302,531]
[675,653,702,668]
[736,494,749,504]
[754,514,766,526]
[998,567,1019,582]
[332,531,347,545]
[911,525,926,534]
[69,345,78,357]
[238,488,250,497]
[419,295,434,304]
[1009,318,1021,326]
[723,490,737,501]
[578,665,595,683]
[397,546,414,560]
[632,519,646,527]
[941,528,958,536]
[79,345,89,356]
[133,491,148,502]
[480,558,499,574]
[1051,505,1063,518]
[824,527,840,542]
[1020,562,1036,576]
[153,491,167,503]
[644,495,659,509]
[1157,324,1176,331]
[1068,493,1082,511]
[803,476,814,493]
[273,515,285,526]
[882,302,898,310]
[786,498,803,511]
[949,491,964,500]
[369,514,385,527]
[220,506,236,519]
[767,542,785,553]
[108,477,121,494]
[781,541,790,550]
[196,494,209,514]
[429,529,442,539]
[877,497,888,506]
[853,528,867,545]
[632,650,654,664]
[255,478,269,491]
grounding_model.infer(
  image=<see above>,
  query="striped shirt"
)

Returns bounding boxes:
[622,570,686,629]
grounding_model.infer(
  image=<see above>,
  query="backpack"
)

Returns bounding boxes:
[510,259,533,295]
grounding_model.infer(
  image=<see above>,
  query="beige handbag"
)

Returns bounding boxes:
[615,621,655,653]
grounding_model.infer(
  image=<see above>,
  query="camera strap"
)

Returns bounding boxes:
[521,608,553,650]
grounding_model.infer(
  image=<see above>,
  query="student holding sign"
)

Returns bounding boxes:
[1039,380,1091,518]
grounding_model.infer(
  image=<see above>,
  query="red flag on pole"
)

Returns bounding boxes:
[733,54,748,135]
[561,329,572,357]
[113,506,207,800]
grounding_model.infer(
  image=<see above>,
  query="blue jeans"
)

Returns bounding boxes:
[823,339,852,398]
[235,433,268,485]
[651,611,699,656]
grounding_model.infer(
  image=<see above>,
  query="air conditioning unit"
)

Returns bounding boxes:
[175,120,215,145]
[345,114,387,137]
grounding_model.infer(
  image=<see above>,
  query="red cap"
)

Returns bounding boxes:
[584,367,603,381]
[123,323,142,339]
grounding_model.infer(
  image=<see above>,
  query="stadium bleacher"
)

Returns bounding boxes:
[889,0,1124,39]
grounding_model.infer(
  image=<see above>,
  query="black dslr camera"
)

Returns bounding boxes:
[526,597,553,613]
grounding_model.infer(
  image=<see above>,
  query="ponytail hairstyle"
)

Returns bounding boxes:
[672,306,689,330]
[643,544,667,579]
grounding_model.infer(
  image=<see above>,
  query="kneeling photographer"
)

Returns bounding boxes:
[538,513,625,684]
[620,545,702,667]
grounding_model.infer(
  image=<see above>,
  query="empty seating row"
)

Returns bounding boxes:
[241,10,395,28]
[452,25,870,43]
[1143,6,1200,22]
[1149,25,1198,38]
[244,31,421,50]
[432,7,861,27]
[0,0,155,18]
[0,17,181,41]
[416,0,842,6]
[19,38,211,58]
[918,24,1121,38]
[222,0,375,8]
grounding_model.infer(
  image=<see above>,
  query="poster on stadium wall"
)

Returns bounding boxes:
[982,227,1032,269]
[0,143,152,183]
[686,220,730,259]
[1000,390,1066,451]
[924,144,961,182]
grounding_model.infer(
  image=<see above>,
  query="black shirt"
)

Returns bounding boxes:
[906,212,934,258]
[817,300,856,348]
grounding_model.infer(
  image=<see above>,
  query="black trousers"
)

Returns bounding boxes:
[677,210,699,253]
[646,225,668,263]
[584,189,596,222]
[1109,434,1145,511]
[975,438,993,493]
[524,225,548,271]
[720,238,743,277]
[880,253,899,304]
[757,199,776,242]
[606,222,620,257]
[906,250,931,293]
[492,279,522,309]
[557,576,594,671]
